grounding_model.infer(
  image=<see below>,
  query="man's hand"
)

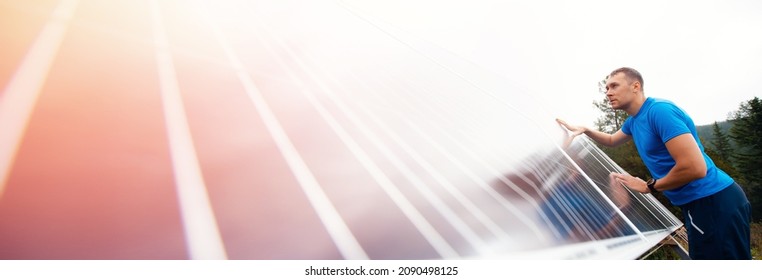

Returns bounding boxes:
[610,172,649,194]
[556,118,632,148]
[608,173,632,208]
[556,118,586,148]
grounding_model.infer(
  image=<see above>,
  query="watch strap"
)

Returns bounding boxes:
[647,178,658,193]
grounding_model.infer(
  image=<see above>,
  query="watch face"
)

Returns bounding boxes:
[647,178,655,185]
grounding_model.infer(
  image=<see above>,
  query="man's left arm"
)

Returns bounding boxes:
[651,133,707,191]
[612,133,707,193]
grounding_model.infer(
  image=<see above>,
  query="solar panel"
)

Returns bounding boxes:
[0,0,681,259]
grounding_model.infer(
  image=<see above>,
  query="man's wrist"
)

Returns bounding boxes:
[646,178,658,193]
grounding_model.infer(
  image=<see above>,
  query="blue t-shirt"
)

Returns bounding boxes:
[621,97,733,205]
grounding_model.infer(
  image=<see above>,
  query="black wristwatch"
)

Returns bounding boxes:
[646,178,658,193]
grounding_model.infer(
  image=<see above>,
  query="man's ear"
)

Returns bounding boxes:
[632,81,641,92]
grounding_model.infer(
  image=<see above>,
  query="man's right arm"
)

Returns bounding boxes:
[556,118,631,147]
[586,129,631,147]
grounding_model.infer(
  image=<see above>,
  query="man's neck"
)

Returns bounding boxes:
[624,94,647,116]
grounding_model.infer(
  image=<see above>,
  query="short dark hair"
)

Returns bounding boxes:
[609,67,644,91]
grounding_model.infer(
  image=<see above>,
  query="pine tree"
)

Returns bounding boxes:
[711,121,733,164]
[702,137,742,183]
[728,97,762,221]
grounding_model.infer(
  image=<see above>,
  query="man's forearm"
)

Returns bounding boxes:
[652,163,705,192]
[583,128,616,147]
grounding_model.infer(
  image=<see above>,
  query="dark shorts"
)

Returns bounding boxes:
[680,182,751,260]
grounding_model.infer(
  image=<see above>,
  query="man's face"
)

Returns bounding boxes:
[605,73,638,110]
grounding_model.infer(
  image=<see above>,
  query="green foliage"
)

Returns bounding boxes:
[752,222,762,260]
[729,97,762,183]
[593,96,629,135]
[702,137,742,181]
[711,121,734,163]
[696,120,733,145]
[728,97,762,222]
[599,142,648,179]
[642,244,684,260]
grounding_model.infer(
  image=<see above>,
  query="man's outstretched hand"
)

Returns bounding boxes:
[556,118,586,148]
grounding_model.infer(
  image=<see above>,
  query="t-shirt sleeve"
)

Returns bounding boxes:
[649,103,691,143]
[621,117,632,135]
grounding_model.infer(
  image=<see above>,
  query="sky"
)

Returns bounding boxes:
[346,0,762,126]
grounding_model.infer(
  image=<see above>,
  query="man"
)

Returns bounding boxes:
[556,67,751,259]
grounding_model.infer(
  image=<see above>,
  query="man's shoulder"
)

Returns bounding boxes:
[645,97,694,132]
[648,97,677,107]
[645,97,682,115]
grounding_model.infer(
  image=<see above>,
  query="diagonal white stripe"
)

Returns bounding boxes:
[247,16,460,258]
[304,60,492,254]
[257,36,460,259]
[349,71,519,242]
[0,0,78,197]
[193,0,369,260]
[150,0,227,260]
